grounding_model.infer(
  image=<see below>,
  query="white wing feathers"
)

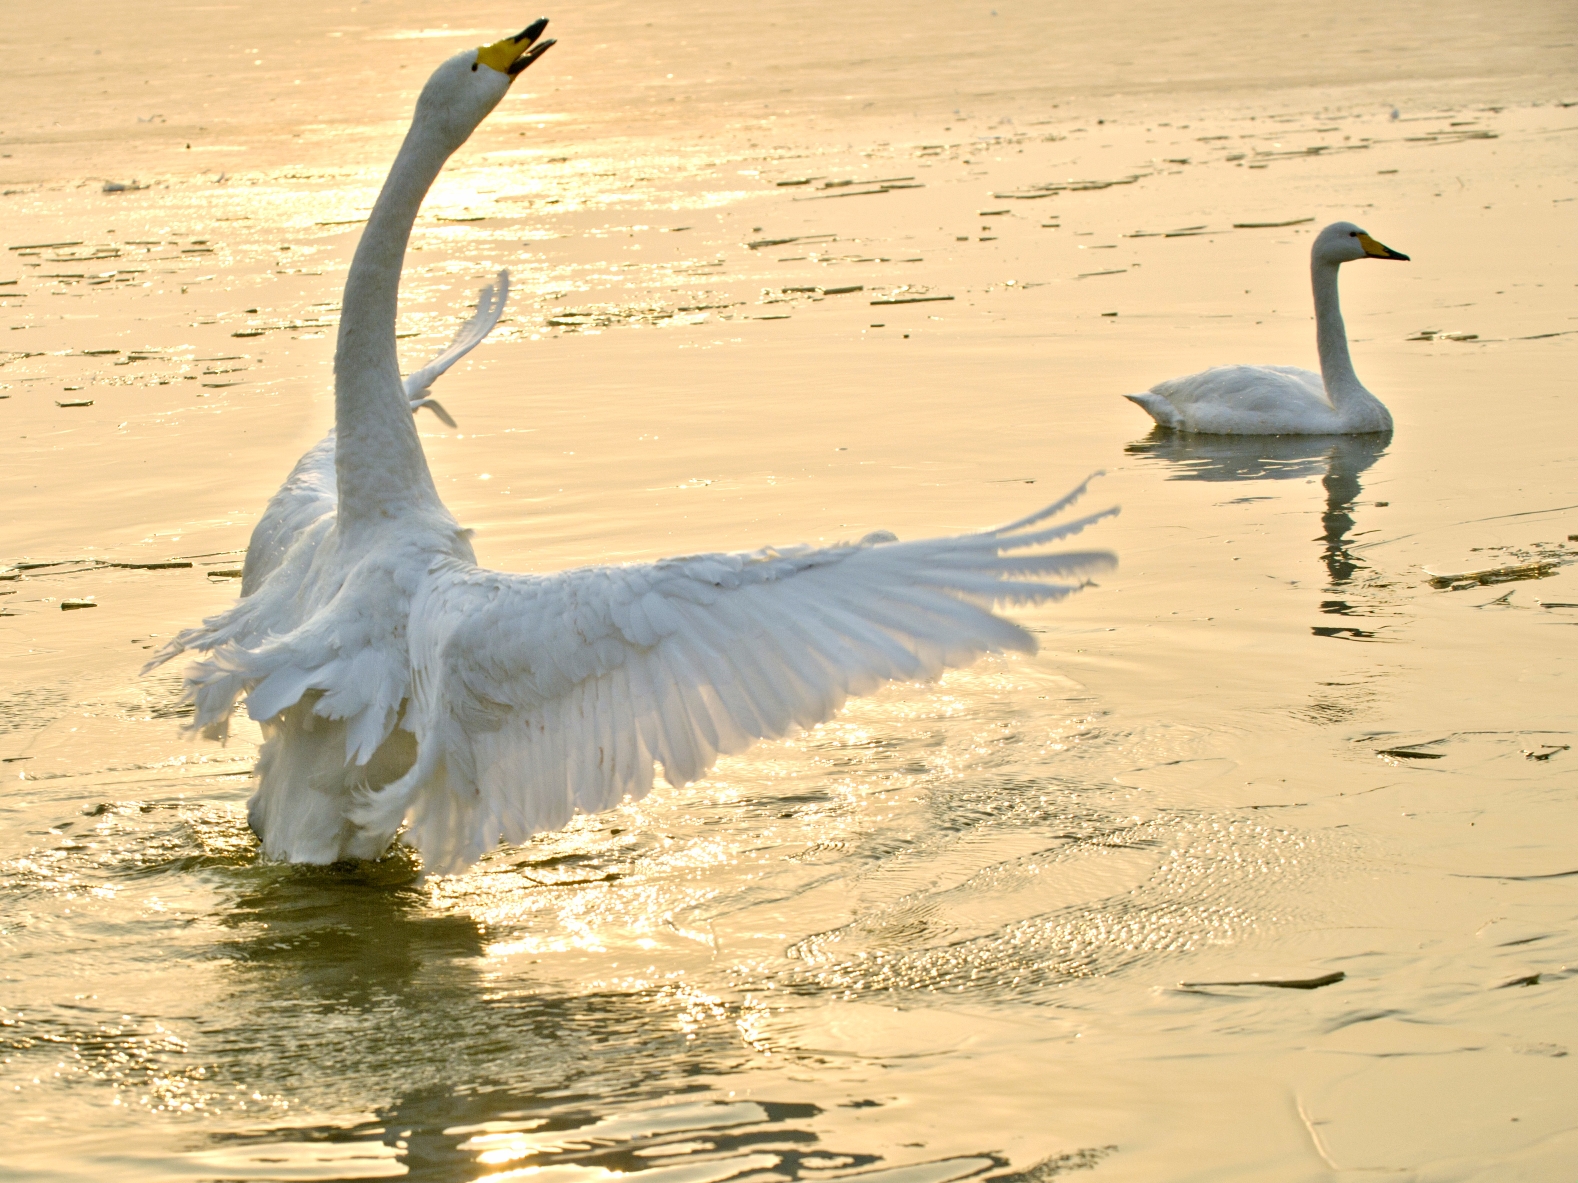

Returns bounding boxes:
[361,477,1117,874]
[238,435,340,596]
[402,270,510,422]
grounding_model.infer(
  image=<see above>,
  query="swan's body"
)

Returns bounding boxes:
[1125,222,1409,435]
[149,23,1116,876]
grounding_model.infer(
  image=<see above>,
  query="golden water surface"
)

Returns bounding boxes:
[2,1,1575,1179]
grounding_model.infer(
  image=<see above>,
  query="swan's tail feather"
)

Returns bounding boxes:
[1124,391,1180,429]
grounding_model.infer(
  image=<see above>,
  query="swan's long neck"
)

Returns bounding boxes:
[1311,259,1370,408]
[332,117,455,526]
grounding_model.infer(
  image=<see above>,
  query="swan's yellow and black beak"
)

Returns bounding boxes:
[1358,232,1409,261]
[476,18,555,77]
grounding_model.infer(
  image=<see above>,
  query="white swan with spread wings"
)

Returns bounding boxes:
[149,21,1116,875]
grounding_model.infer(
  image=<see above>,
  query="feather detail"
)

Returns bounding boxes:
[384,480,1116,873]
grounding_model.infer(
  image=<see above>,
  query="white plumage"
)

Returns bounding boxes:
[1125,221,1409,435]
[148,23,1116,875]
[240,270,508,597]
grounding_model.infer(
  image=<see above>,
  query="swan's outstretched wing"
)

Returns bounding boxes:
[401,269,511,422]
[239,274,512,592]
[369,478,1117,873]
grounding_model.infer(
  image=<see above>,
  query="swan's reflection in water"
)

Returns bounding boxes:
[205,861,783,1177]
[193,1078,1069,1183]
[215,853,485,1004]
[1126,430,1391,636]
[198,859,1093,1182]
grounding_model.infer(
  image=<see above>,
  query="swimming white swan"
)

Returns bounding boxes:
[1124,221,1409,434]
[147,21,1116,875]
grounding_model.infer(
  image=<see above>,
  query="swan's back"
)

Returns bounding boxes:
[240,435,339,596]
[1130,364,1337,435]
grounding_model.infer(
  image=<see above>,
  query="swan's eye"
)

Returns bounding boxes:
[1349,231,1358,236]
[471,62,479,72]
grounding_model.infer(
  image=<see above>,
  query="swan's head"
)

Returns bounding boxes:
[412,19,556,147]
[1314,221,1410,266]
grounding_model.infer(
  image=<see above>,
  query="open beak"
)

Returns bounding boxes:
[476,18,556,77]
[1358,232,1409,261]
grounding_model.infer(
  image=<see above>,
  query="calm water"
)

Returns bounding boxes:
[3,2,1576,1179]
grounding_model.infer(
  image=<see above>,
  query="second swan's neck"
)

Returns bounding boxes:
[1312,259,1368,406]
[332,119,453,526]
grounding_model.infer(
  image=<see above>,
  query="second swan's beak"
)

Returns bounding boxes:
[477,19,555,76]
[1358,232,1410,261]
